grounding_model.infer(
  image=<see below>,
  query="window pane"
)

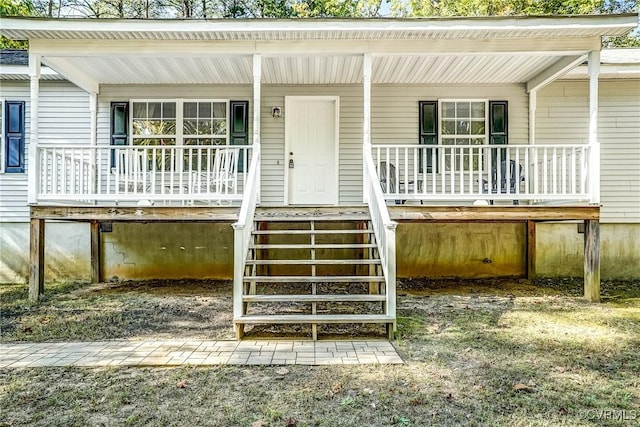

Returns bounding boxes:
[456,102,470,118]
[471,121,485,135]
[442,102,455,118]
[471,102,485,119]
[133,103,146,119]
[213,138,226,145]
[163,102,176,119]
[199,102,212,118]
[148,102,162,119]
[132,120,147,135]
[456,120,470,135]
[213,102,226,118]
[212,119,227,135]
[442,138,455,145]
[198,120,212,135]
[184,102,197,119]
[442,120,455,135]
[184,120,198,135]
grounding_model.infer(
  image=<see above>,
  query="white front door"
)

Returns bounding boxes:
[285,96,339,205]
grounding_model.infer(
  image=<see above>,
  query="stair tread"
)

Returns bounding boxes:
[244,275,385,283]
[245,259,380,265]
[252,229,372,235]
[242,294,387,302]
[249,243,377,249]
[235,314,395,324]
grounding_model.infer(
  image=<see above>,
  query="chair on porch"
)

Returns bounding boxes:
[112,149,149,194]
[378,161,421,205]
[191,147,238,204]
[481,159,525,205]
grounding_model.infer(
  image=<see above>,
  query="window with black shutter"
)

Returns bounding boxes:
[4,101,26,173]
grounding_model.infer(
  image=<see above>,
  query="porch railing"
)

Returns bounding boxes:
[363,145,397,324]
[232,143,261,322]
[35,144,253,204]
[372,144,592,203]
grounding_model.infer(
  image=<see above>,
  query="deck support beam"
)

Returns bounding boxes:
[584,219,600,302]
[90,221,101,283]
[29,218,45,302]
[526,220,536,279]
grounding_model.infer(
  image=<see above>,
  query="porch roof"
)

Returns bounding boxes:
[1,15,637,90]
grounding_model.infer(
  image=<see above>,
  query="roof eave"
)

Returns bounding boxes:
[0,14,637,41]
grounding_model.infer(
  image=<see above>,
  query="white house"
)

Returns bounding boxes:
[1,15,638,339]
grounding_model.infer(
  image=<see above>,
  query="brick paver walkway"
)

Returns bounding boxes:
[0,340,403,368]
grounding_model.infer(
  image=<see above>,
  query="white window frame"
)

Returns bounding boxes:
[438,99,489,172]
[129,99,230,146]
[438,99,489,146]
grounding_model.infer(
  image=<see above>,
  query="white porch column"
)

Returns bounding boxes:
[528,90,537,145]
[253,53,261,199]
[362,53,372,203]
[588,50,600,204]
[27,54,41,205]
[89,92,98,197]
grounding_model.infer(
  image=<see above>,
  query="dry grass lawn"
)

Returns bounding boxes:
[1,278,639,426]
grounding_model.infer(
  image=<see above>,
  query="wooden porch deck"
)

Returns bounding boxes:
[28,204,601,306]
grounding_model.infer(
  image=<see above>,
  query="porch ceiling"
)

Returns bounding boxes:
[4,14,636,89]
[42,53,564,85]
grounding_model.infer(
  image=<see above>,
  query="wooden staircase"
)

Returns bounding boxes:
[234,209,395,340]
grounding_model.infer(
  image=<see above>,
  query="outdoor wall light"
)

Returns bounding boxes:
[272,106,282,118]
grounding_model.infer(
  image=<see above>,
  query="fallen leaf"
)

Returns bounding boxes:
[176,380,188,389]
[276,368,289,376]
[251,420,268,427]
[558,407,568,416]
[284,416,297,427]
[512,383,534,393]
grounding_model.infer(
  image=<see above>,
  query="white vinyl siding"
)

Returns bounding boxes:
[537,79,640,223]
[0,81,90,222]
[371,84,529,145]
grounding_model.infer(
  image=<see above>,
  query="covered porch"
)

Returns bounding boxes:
[4,15,636,335]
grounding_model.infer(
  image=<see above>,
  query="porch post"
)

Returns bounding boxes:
[362,53,372,203]
[588,50,600,204]
[253,53,261,198]
[27,54,41,205]
[89,92,98,198]
[584,219,601,302]
[29,217,45,302]
[528,90,537,145]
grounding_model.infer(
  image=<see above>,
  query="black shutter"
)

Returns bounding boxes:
[419,100,438,173]
[489,101,508,164]
[4,101,25,173]
[110,102,129,167]
[230,100,249,172]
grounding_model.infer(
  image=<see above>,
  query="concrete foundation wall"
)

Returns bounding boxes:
[536,223,640,279]
[0,222,90,283]
[2,221,638,283]
[103,223,234,280]
[397,223,527,278]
